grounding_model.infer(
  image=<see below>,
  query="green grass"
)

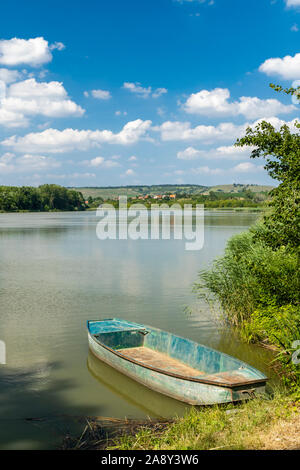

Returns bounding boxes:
[194,226,299,327]
[110,391,299,450]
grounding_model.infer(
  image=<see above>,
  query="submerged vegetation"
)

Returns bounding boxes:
[0,184,86,212]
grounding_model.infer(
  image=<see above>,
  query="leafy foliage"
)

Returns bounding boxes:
[195,83,300,391]
[0,184,86,212]
[241,305,300,391]
[236,120,300,250]
[194,226,300,326]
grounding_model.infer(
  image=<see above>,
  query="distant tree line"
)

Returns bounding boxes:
[84,189,268,210]
[0,185,86,212]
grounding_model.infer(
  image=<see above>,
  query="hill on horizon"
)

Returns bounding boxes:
[71,184,274,200]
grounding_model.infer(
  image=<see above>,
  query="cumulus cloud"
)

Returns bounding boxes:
[0,107,29,128]
[0,78,84,127]
[123,82,167,99]
[49,42,65,51]
[1,119,152,153]
[0,37,64,67]
[124,169,135,176]
[152,88,168,98]
[0,152,60,173]
[156,117,298,142]
[190,166,224,175]
[177,147,202,160]
[177,145,254,161]
[183,88,296,118]
[84,89,111,100]
[0,68,22,84]
[259,53,300,80]
[156,120,245,142]
[177,161,263,178]
[232,162,262,173]
[123,82,151,98]
[83,156,120,168]
[286,0,300,7]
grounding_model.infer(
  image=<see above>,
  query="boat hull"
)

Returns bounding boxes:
[88,331,265,405]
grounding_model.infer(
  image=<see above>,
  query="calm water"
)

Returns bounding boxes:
[0,210,276,449]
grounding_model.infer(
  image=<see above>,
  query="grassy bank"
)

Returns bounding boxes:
[112,392,299,450]
[64,391,299,450]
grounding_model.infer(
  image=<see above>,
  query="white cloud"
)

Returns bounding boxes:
[291,24,299,32]
[8,78,68,99]
[16,154,60,171]
[183,88,295,118]
[0,37,64,67]
[90,89,111,100]
[156,117,298,142]
[0,152,14,162]
[71,172,96,178]
[191,166,224,175]
[178,161,263,178]
[0,152,60,173]
[128,155,137,161]
[286,0,300,7]
[123,82,152,98]
[152,87,168,98]
[88,156,104,166]
[0,107,29,127]
[124,169,135,176]
[157,107,166,116]
[123,82,167,99]
[49,42,65,51]
[177,147,202,160]
[84,156,120,168]
[259,53,300,80]
[156,120,245,142]
[0,78,84,126]
[115,110,128,116]
[177,145,255,160]
[0,68,22,84]
[232,162,257,173]
[2,119,152,153]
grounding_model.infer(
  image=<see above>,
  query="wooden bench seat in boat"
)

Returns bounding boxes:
[118,346,204,377]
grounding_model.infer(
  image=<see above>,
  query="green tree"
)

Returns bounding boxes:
[235,90,300,250]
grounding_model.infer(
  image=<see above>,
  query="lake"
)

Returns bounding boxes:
[0,210,276,449]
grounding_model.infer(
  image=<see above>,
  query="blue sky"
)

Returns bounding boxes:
[0,0,299,187]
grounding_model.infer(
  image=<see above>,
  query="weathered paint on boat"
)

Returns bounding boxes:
[87,318,267,405]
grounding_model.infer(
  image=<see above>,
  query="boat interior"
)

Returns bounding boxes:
[88,320,266,385]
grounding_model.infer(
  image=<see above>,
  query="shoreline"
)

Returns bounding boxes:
[61,392,300,450]
[0,206,266,214]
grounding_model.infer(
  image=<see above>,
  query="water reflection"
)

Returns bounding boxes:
[0,362,99,450]
[87,351,189,418]
[0,209,277,449]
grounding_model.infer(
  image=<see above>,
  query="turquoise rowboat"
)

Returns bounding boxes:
[87,318,267,405]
